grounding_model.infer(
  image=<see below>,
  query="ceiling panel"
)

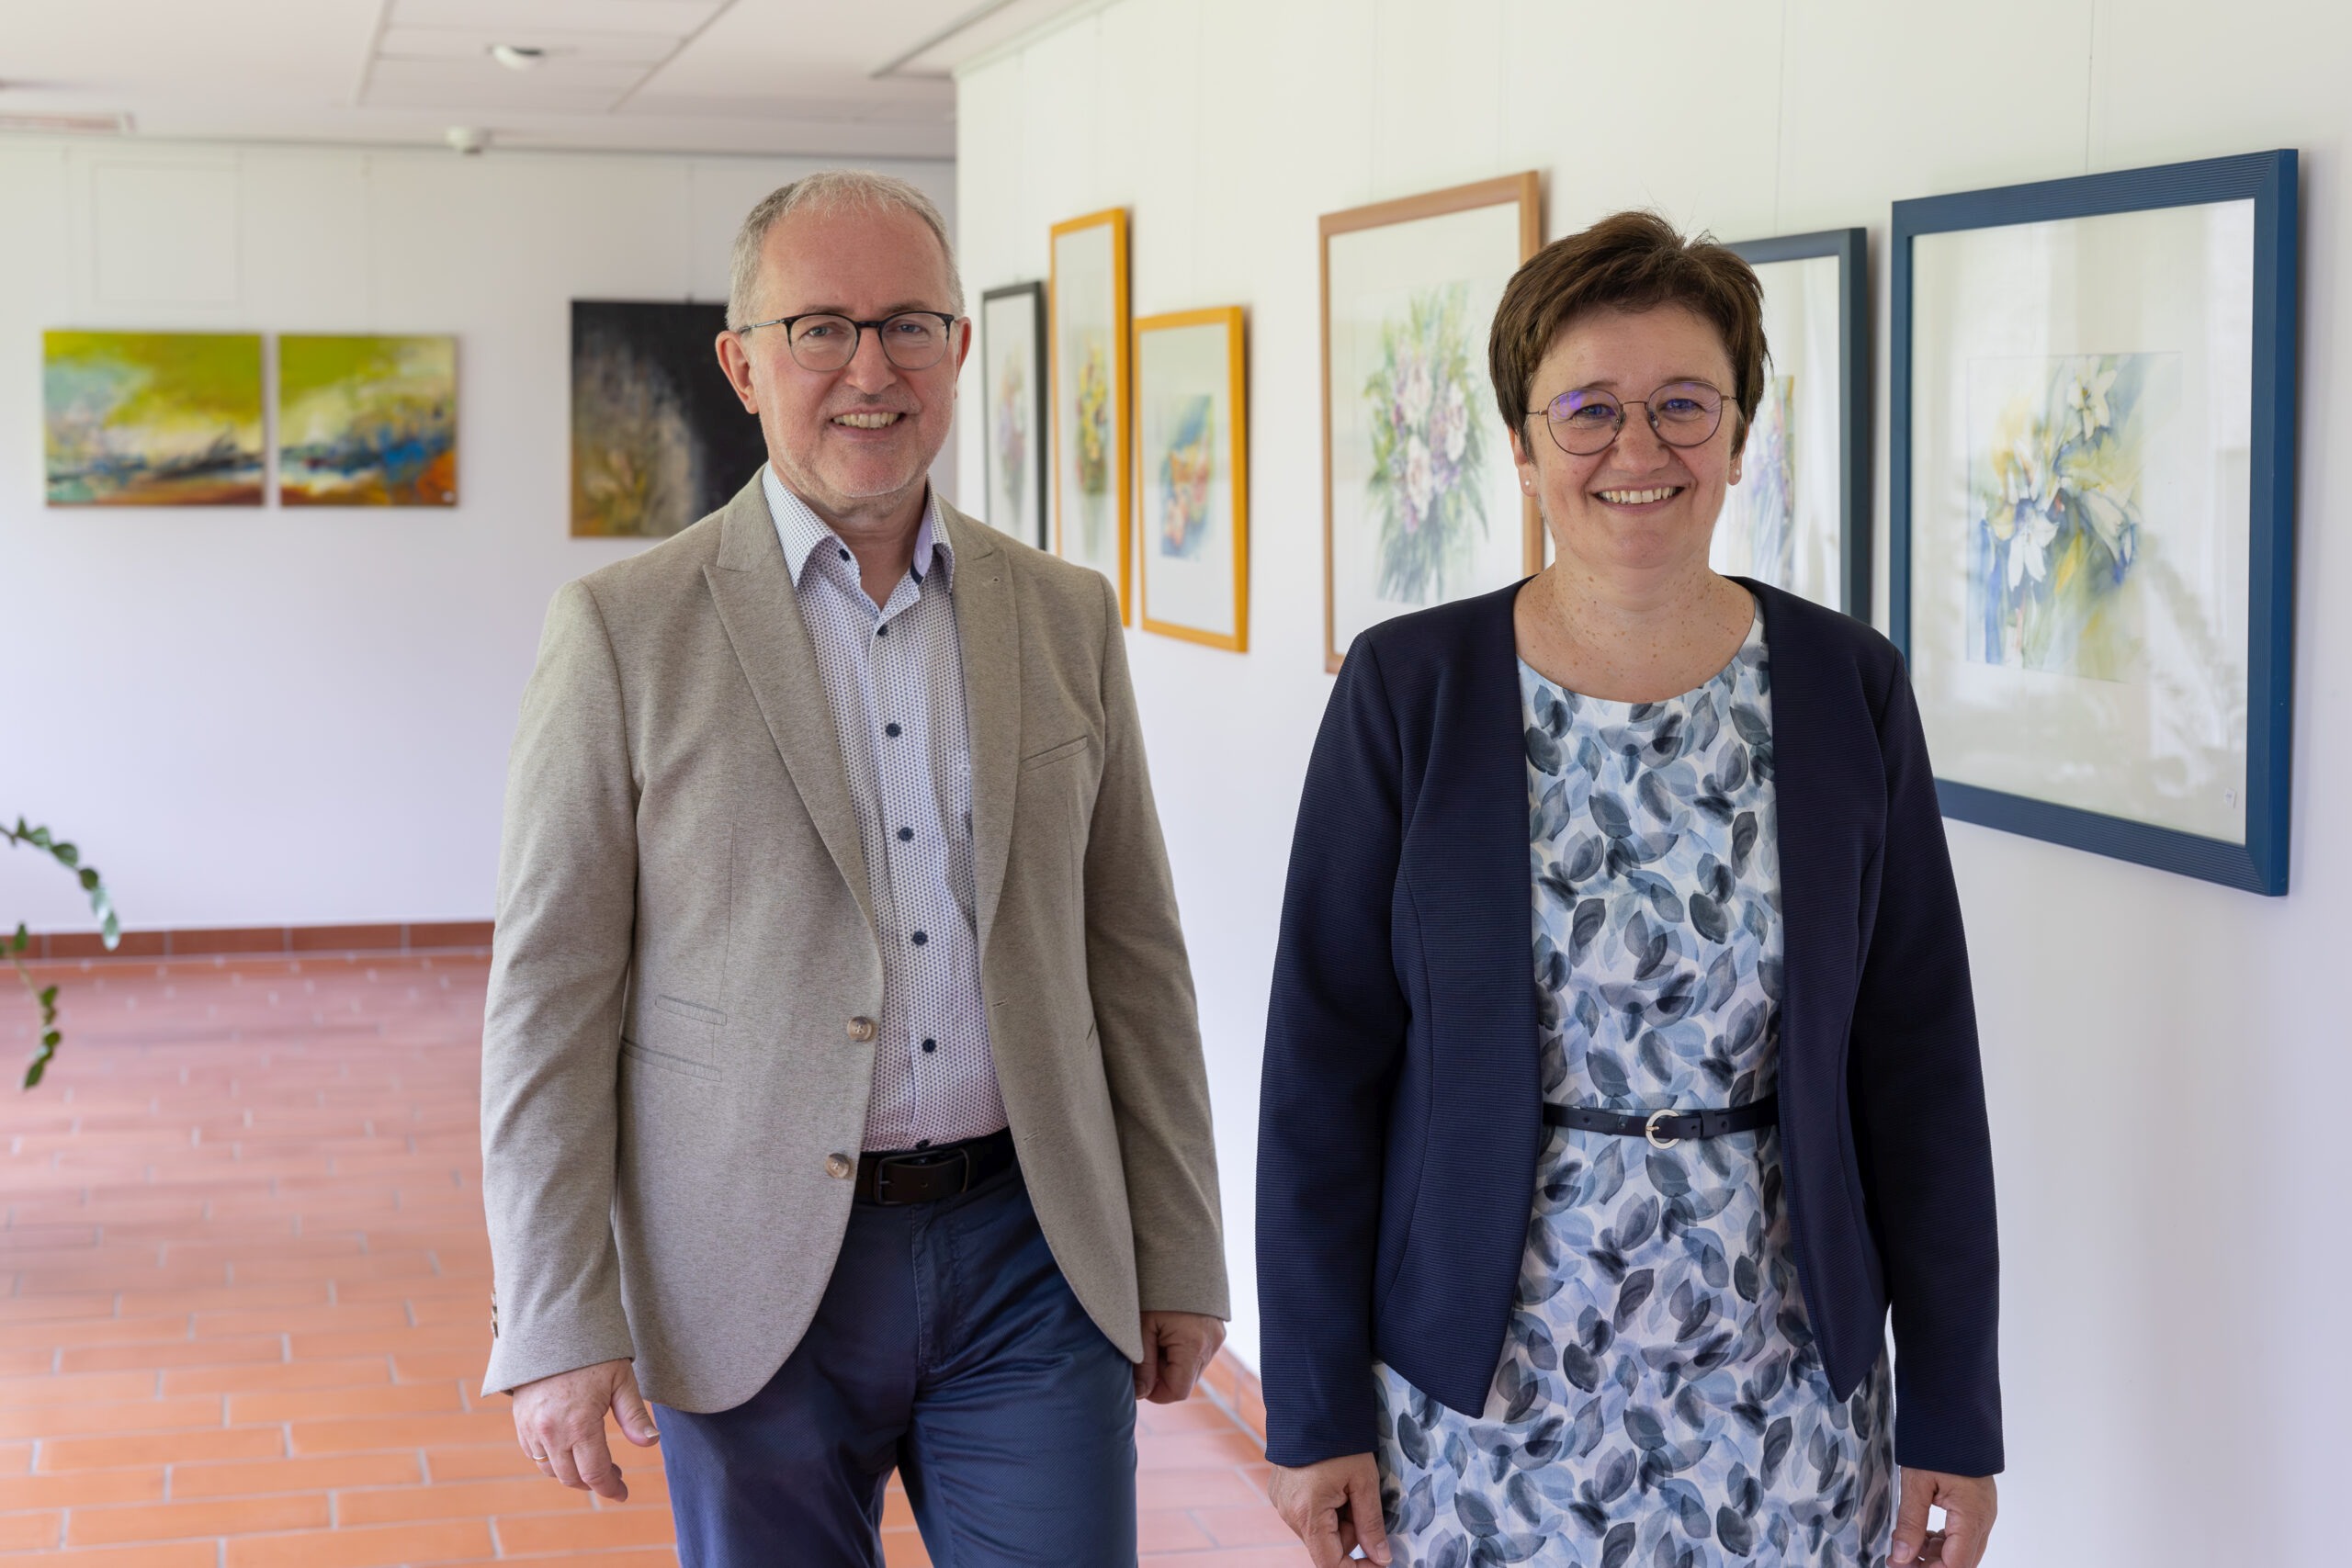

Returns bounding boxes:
[385,0,725,35]
[363,56,650,113]
[0,0,1092,159]
[376,28,681,65]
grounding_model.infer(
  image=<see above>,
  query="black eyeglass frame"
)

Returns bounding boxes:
[1534,378,1738,457]
[734,310,967,372]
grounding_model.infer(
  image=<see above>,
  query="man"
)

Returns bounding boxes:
[480,170,1228,1568]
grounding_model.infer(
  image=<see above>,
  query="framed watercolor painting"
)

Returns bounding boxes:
[277,334,458,506]
[1719,229,1868,615]
[571,300,767,538]
[1321,173,1543,671]
[980,281,1049,548]
[1050,209,1132,620]
[1892,149,2298,894]
[1135,307,1248,652]
[43,331,264,506]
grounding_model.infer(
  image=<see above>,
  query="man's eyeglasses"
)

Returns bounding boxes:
[1539,380,1733,457]
[735,310,963,373]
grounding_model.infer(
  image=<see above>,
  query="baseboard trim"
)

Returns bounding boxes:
[19,920,493,962]
[1199,1347,1266,1444]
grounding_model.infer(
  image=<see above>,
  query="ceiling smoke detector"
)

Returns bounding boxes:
[446,126,490,155]
[488,43,548,71]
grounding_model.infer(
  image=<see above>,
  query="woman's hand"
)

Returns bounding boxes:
[1892,1468,1996,1566]
[1268,1452,1391,1567]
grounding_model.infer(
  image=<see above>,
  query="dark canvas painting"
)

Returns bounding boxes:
[571,300,769,537]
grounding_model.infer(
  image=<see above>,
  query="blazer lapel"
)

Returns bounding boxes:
[940,502,1021,955]
[1741,581,1860,1135]
[705,476,874,930]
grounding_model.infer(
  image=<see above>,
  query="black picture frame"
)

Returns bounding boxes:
[979,280,1050,548]
[1890,150,2299,895]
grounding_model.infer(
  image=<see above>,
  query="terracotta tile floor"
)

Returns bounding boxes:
[0,953,1308,1566]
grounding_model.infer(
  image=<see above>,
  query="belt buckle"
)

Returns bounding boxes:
[1644,1109,1679,1151]
[875,1146,972,1204]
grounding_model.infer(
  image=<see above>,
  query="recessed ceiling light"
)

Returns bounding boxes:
[488,44,548,71]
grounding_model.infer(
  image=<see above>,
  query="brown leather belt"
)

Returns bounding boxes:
[854,1127,1017,1205]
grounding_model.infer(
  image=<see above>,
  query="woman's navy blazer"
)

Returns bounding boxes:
[1257,578,2002,1478]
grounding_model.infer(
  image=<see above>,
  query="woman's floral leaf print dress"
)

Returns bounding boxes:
[1372,614,1894,1568]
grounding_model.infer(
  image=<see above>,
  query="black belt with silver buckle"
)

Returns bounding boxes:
[1542,1094,1778,1150]
[855,1127,1016,1206]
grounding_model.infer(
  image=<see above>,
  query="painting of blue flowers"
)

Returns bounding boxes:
[1965,353,2174,682]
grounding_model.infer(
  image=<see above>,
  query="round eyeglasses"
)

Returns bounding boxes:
[735,310,963,374]
[1540,379,1730,457]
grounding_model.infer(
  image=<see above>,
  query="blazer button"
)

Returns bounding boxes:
[847,1016,876,1043]
[826,1153,854,1179]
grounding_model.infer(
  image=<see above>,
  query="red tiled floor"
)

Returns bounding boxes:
[2,955,1306,1564]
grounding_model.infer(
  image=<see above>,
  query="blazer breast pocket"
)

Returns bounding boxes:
[1020,734,1095,773]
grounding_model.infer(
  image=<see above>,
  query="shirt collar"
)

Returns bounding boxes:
[763,464,954,592]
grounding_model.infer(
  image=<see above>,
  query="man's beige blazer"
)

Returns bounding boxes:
[478,477,1228,1411]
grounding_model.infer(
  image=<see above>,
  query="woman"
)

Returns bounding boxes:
[1259,212,2001,1568]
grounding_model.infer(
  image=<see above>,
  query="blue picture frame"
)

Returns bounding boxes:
[1890,150,2298,895]
[1724,228,1871,618]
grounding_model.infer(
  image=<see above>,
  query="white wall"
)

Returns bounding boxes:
[0,139,955,931]
[955,3,2347,1562]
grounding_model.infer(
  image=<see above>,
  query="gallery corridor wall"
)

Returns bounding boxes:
[951,3,2351,1564]
[0,139,956,929]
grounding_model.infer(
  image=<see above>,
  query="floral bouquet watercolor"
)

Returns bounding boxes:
[1073,334,1113,554]
[1158,395,1214,559]
[994,354,1028,523]
[1363,284,1487,604]
[1967,353,2161,682]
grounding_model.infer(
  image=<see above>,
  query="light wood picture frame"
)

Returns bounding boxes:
[1135,306,1249,652]
[1049,208,1133,622]
[1320,172,1544,671]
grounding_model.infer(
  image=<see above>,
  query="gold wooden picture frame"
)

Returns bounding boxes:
[1049,207,1133,623]
[1319,172,1544,671]
[1135,306,1249,653]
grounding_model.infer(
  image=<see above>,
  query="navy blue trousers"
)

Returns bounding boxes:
[653,1163,1138,1568]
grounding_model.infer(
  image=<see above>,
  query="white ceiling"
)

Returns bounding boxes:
[0,0,1087,160]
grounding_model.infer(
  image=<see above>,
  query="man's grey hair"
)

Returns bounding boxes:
[726,169,964,330]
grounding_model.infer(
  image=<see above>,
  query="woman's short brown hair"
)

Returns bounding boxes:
[1488,210,1768,455]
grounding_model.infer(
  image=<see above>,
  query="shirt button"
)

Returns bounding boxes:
[910,931,928,946]
[898,827,914,841]
[922,1038,937,1054]
[826,1153,854,1179]
[886,723,902,738]
[847,1016,876,1043]
[876,626,889,637]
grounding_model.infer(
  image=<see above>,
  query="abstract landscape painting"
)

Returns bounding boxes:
[44,331,264,506]
[277,334,457,506]
[571,300,769,538]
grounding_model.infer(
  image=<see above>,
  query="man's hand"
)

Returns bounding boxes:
[510,1358,661,1502]
[1270,1451,1391,1567]
[1891,1468,1997,1566]
[1134,1311,1225,1404]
